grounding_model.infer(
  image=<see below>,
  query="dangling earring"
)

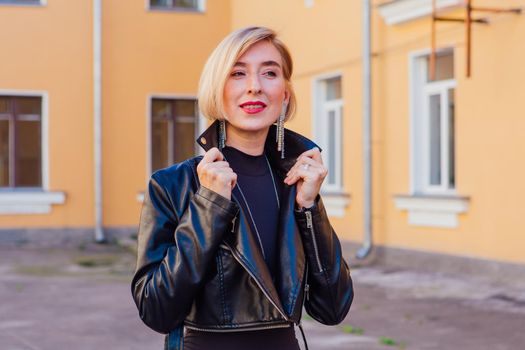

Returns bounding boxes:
[219,119,226,150]
[277,103,286,159]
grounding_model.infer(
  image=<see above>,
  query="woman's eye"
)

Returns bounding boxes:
[231,71,245,77]
[264,71,277,77]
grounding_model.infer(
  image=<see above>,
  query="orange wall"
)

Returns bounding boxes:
[103,0,231,226]
[0,0,94,227]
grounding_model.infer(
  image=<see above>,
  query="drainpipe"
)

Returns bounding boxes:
[93,0,105,242]
[356,0,372,259]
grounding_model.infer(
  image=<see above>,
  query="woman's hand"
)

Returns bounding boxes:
[284,147,327,208]
[197,147,237,200]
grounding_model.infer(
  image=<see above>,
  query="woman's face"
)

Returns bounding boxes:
[223,40,289,136]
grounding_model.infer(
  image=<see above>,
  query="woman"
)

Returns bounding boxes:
[132,26,353,350]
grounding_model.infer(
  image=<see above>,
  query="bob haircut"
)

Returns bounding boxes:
[198,26,296,122]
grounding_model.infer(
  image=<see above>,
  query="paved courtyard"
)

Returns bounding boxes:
[1,240,524,350]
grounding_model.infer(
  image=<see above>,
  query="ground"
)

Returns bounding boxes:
[1,240,524,350]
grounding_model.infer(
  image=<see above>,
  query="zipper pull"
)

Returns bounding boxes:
[231,215,237,233]
[305,210,313,229]
[305,283,310,301]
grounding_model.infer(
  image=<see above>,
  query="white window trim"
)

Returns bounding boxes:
[146,0,206,13]
[395,49,469,228]
[142,94,204,202]
[378,0,463,25]
[311,72,349,216]
[0,90,66,215]
[394,194,469,228]
[0,191,65,215]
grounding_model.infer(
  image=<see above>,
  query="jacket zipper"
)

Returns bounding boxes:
[305,210,323,273]
[185,323,291,333]
[219,243,290,322]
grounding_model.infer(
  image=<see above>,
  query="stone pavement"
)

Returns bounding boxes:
[1,241,524,350]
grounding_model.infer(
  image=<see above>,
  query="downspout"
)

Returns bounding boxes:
[356,0,372,259]
[93,0,105,242]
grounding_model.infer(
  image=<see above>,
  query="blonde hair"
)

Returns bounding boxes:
[198,26,296,122]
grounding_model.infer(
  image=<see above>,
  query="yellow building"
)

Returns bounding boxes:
[1,0,524,268]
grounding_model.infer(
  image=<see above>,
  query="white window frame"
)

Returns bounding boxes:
[0,90,65,215]
[378,0,463,25]
[146,0,206,13]
[410,49,456,196]
[394,48,469,229]
[143,94,204,188]
[312,72,344,194]
[0,0,46,6]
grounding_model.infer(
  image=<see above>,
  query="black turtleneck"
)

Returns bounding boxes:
[221,146,282,277]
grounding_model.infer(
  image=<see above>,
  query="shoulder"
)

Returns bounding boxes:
[149,155,204,215]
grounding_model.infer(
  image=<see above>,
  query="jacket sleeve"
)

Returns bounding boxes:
[294,196,354,325]
[131,167,239,334]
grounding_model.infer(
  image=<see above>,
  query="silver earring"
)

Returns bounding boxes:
[277,103,286,159]
[219,119,226,150]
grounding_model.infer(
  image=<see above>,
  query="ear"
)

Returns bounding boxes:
[283,88,291,105]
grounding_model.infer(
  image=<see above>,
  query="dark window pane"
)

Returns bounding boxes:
[0,120,9,187]
[326,77,342,101]
[427,51,454,82]
[173,118,195,163]
[15,120,41,187]
[0,97,9,114]
[174,99,196,117]
[152,119,170,172]
[15,96,41,117]
[448,89,455,188]
[429,94,441,186]
[150,0,199,9]
[0,0,40,4]
[152,99,172,120]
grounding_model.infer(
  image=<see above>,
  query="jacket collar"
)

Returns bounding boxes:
[196,120,321,177]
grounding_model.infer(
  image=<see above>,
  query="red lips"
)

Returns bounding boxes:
[239,101,267,114]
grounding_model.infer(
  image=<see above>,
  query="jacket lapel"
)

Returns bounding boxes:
[196,120,320,317]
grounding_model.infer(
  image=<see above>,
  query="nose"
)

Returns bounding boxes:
[247,74,262,95]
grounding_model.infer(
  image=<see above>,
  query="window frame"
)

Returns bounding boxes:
[312,72,344,194]
[0,0,45,6]
[0,91,48,191]
[410,48,456,196]
[147,0,206,13]
[146,94,205,180]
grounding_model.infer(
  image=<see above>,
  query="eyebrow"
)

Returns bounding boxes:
[233,60,282,69]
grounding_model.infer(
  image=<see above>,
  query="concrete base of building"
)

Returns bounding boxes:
[0,226,137,248]
[342,240,525,285]
[1,228,523,284]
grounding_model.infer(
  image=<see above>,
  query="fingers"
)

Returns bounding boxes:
[197,147,237,199]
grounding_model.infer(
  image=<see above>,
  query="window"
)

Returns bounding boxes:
[0,0,42,5]
[412,50,456,195]
[313,75,343,193]
[149,0,205,12]
[150,98,199,173]
[0,96,42,188]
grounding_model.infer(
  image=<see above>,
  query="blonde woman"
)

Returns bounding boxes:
[132,26,353,350]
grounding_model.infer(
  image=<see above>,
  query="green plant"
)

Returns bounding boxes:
[341,325,364,335]
[379,337,397,346]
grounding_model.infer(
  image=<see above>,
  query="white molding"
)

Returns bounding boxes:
[394,194,469,228]
[378,0,463,25]
[0,90,49,190]
[0,0,46,7]
[0,191,65,215]
[322,193,351,218]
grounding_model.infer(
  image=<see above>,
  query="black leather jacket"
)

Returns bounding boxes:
[132,120,354,349]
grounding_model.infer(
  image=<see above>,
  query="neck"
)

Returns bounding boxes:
[225,123,269,156]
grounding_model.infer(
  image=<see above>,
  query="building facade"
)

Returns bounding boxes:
[1,0,524,265]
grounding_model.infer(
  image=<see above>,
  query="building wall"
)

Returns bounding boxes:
[0,0,94,227]
[1,0,524,265]
[102,0,231,227]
